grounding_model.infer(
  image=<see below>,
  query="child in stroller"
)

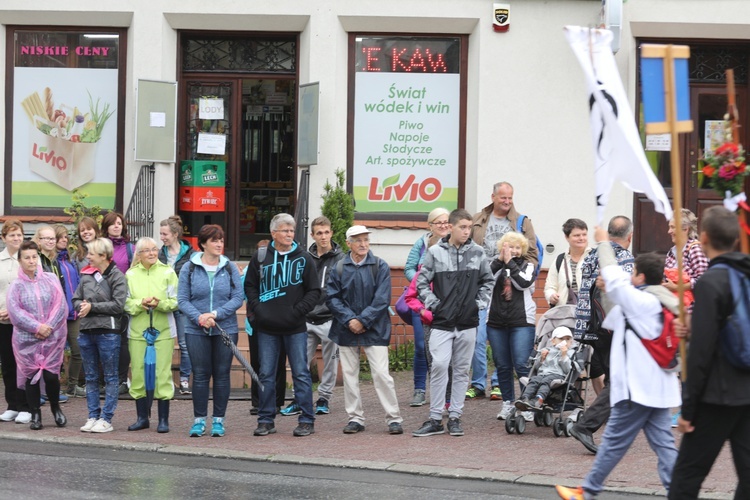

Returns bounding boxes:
[515,327,573,410]
[504,319,590,436]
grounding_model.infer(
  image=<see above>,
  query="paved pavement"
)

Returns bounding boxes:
[0,372,737,499]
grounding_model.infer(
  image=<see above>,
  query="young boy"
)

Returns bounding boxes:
[413,209,494,437]
[515,326,573,411]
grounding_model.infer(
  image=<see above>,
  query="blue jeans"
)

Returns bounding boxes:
[174,311,192,381]
[470,309,499,391]
[411,311,428,391]
[257,331,314,425]
[486,325,534,401]
[78,332,120,422]
[584,401,677,497]
[186,332,236,419]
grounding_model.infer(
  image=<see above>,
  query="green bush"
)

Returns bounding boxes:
[321,169,355,250]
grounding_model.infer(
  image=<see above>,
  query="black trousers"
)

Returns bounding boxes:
[576,382,610,434]
[118,322,130,383]
[0,323,29,412]
[668,403,750,499]
[25,370,61,412]
[249,332,287,408]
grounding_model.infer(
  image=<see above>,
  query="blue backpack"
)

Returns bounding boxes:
[713,264,750,371]
[516,214,544,278]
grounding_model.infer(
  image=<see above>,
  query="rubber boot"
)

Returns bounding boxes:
[50,403,67,427]
[30,410,43,431]
[128,398,150,431]
[157,400,170,433]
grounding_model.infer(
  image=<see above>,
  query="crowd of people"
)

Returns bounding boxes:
[0,181,748,498]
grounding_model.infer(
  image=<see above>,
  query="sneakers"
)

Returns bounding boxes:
[91,419,113,433]
[490,386,502,401]
[465,386,485,399]
[522,411,534,422]
[671,410,681,428]
[211,417,225,437]
[190,418,206,437]
[514,398,532,411]
[447,417,464,436]
[280,402,302,416]
[343,421,365,434]
[253,422,277,436]
[179,380,192,395]
[555,485,585,500]
[412,419,445,437]
[0,410,19,422]
[497,401,514,420]
[41,392,69,405]
[293,423,315,437]
[15,411,32,424]
[118,381,129,395]
[388,422,404,435]
[66,386,86,398]
[80,418,98,432]
[410,390,426,407]
[315,398,330,415]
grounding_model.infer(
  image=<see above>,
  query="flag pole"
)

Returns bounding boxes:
[664,45,688,381]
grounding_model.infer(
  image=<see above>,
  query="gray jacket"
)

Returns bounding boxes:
[72,262,128,332]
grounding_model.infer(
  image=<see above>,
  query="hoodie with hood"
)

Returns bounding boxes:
[681,252,750,422]
[245,240,321,335]
[158,239,195,277]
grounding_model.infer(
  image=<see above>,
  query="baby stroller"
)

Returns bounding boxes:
[504,305,592,437]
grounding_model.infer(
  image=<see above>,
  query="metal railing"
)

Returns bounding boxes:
[125,163,156,242]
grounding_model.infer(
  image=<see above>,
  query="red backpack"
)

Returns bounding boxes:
[627,306,679,371]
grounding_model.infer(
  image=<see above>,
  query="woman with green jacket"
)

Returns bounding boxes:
[124,237,179,433]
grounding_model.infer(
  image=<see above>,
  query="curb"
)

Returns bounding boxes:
[3,430,728,498]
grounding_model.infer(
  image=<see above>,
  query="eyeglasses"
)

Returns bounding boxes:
[273,229,295,234]
[350,238,370,245]
[139,248,159,254]
[39,237,56,241]
[430,221,450,227]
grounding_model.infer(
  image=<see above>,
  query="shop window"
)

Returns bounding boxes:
[347,34,467,220]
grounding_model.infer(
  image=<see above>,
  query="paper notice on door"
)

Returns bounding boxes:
[197,133,226,155]
[199,98,224,119]
[150,112,166,128]
[645,133,671,151]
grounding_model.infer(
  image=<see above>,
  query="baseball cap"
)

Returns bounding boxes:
[552,326,573,340]
[345,225,371,239]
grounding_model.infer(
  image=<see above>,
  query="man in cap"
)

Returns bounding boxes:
[326,225,403,435]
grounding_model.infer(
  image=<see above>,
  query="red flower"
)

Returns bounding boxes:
[702,165,716,178]
[716,142,740,156]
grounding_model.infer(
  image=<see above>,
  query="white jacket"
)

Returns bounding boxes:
[544,248,592,306]
[599,244,681,409]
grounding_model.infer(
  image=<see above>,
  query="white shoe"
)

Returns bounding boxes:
[15,411,32,424]
[496,401,514,420]
[80,418,98,432]
[522,411,534,422]
[91,419,113,433]
[0,410,19,421]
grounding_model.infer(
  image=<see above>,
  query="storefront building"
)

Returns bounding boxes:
[1,0,748,266]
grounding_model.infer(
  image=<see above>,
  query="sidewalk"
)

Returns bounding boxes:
[0,371,736,499]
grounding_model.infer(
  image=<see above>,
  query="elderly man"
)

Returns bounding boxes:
[245,213,322,438]
[467,181,539,401]
[326,225,403,435]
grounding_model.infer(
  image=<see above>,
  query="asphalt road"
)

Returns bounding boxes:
[0,440,652,499]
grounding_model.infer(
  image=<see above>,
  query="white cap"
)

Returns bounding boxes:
[346,225,371,239]
[552,326,573,340]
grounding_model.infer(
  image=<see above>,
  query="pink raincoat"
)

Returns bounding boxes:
[7,265,68,390]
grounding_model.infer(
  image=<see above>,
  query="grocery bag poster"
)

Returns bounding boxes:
[12,66,118,209]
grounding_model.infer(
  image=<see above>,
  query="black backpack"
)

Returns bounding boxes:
[585,279,612,342]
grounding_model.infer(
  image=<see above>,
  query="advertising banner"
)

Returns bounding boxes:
[11,32,120,209]
[352,37,461,214]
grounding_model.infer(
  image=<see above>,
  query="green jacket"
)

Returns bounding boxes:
[125,260,179,341]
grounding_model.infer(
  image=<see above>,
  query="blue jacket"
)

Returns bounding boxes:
[326,251,392,347]
[56,249,80,321]
[178,253,244,336]
[404,233,430,282]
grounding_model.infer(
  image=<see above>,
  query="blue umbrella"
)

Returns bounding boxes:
[143,308,159,408]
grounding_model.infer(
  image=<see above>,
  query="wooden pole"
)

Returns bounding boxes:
[726,69,750,254]
[665,45,688,381]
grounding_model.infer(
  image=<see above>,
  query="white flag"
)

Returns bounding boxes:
[565,26,673,223]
